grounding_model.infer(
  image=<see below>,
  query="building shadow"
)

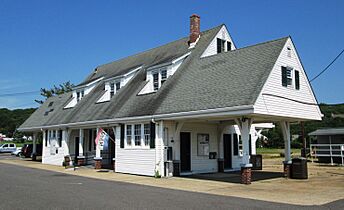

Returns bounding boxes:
[184,170,283,184]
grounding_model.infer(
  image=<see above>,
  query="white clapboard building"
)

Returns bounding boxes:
[19,14,322,183]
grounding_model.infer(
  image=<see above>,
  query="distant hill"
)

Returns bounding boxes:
[262,103,344,148]
[0,108,36,137]
[303,103,344,134]
[0,103,343,140]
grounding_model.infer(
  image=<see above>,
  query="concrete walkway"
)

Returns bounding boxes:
[0,157,343,206]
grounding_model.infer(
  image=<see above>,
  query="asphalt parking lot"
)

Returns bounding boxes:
[0,153,343,209]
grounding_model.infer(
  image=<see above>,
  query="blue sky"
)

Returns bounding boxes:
[0,0,343,109]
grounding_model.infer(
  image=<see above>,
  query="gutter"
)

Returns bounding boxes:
[18,105,254,132]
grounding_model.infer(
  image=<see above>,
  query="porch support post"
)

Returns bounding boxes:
[31,132,37,160]
[63,129,71,167]
[94,127,102,169]
[77,129,85,166]
[217,124,226,172]
[32,133,37,154]
[235,118,253,184]
[280,121,292,178]
[155,121,164,177]
[42,130,46,163]
[173,121,184,176]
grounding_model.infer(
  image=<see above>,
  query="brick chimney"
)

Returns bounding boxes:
[189,14,200,45]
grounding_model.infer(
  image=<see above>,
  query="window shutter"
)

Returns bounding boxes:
[281,66,288,87]
[120,124,124,148]
[295,70,300,90]
[150,122,156,148]
[227,41,231,51]
[233,134,239,156]
[217,38,222,53]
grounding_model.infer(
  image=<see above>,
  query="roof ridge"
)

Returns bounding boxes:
[96,24,224,69]
[200,36,289,60]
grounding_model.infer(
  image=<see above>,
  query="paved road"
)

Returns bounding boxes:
[0,154,343,210]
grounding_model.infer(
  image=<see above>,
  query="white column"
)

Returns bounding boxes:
[79,129,84,157]
[173,122,184,161]
[280,121,291,163]
[95,128,101,158]
[63,130,70,156]
[235,118,253,167]
[241,120,252,167]
[155,121,165,177]
[32,133,37,154]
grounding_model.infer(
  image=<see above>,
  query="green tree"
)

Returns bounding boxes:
[35,81,74,104]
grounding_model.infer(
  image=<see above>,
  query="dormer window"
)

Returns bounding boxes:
[161,69,167,85]
[153,72,159,91]
[152,67,167,92]
[110,81,121,98]
[76,90,84,102]
[138,53,190,95]
[217,38,232,53]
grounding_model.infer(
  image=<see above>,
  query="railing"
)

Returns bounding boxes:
[310,144,344,165]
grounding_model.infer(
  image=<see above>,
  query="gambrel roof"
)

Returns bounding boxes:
[19,25,289,131]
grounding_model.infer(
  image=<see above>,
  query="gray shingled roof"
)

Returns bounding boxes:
[19,25,288,130]
[309,128,344,136]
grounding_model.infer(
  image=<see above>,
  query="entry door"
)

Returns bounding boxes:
[223,134,232,169]
[180,132,191,172]
[75,137,80,161]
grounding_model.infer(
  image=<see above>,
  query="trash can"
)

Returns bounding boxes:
[291,157,308,179]
[250,154,262,170]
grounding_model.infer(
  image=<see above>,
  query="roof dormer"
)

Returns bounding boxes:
[138,52,190,95]
[97,66,142,103]
[64,77,103,108]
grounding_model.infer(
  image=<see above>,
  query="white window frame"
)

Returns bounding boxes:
[286,66,294,88]
[152,67,168,92]
[125,123,151,149]
[109,80,121,98]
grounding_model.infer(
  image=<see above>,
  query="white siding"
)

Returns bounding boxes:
[254,38,322,120]
[181,123,219,174]
[201,25,236,58]
[42,130,70,166]
[115,125,157,176]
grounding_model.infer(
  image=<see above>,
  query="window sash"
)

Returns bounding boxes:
[144,124,150,146]
[126,125,132,146]
[153,73,159,91]
[116,82,121,91]
[134,124,141,146]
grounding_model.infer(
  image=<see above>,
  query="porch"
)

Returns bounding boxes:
[163,114,297,184]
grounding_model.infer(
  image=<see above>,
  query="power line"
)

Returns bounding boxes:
[0,90,39,97]
[310,49,344,82]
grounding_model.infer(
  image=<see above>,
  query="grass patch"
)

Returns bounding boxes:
[257,148,301,158]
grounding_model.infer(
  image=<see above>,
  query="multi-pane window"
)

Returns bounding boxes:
[109,81,121,98]
[282,66,299,89]
[152,67,168,91]
[76,90,85,102]
[126,125,132,146]
[110,83,115,98]
[57,130,62,147]
[286,68,292,86]
[153,72,159,91]
[217,38,231,53]
[76,92,81,102]
[161,69,167,86]
[134,124,141,146]
[144,124,150,146]
[116,82,121,91]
